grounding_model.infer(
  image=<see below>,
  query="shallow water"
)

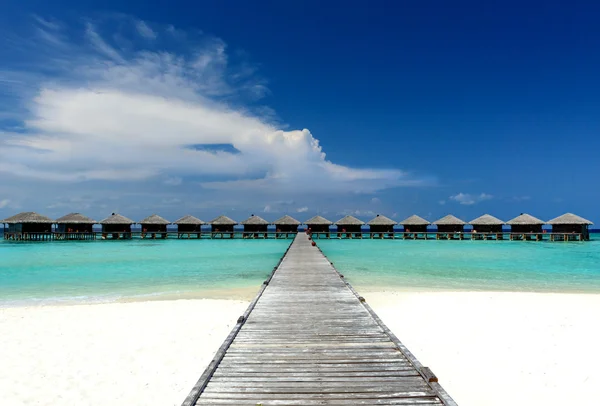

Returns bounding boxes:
[0,239,290,305]
[317,237,600,293]
[2,236,599,306]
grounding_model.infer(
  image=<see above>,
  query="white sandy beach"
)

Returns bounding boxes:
[0,299,248,406]
[1,292,599,406]
[367,291,600,406]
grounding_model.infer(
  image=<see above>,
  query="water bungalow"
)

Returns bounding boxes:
[367,214,396,239]
[55,213,96,240]
[433,214,466,240]
[174,215,204,238]
[139,214,170,239]
[547,213,593,241]
[469,214,505,240]
[241,214,269,238]
[99,213,134,239]
[334,215,365,238]
[304,215,333,238]
[210,215,237,238]
[400,215,430,239]
[273,215,300,238]
[506,213,545,241]
[1,209,594,243]
[2,212,54,241]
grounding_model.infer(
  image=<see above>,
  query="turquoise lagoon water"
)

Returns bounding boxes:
[317,237,600,293]
[0,239,290,306]
[1,236,599,306]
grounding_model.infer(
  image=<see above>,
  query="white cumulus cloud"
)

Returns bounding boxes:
[0,15,431,216]
[449,192,493,205]
[335,209,375,218]
[135,20,157,39]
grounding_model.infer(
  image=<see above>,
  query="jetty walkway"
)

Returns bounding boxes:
[182,234,457,405]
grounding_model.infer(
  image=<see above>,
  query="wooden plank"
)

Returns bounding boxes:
[180,241,295,406]
[182,234,458,406]
[197,399,443,405]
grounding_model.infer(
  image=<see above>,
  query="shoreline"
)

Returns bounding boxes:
[3,283,600,308]
[0,285,262,308]
[355,284,600,294]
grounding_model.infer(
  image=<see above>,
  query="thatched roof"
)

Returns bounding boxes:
[173,215,205,225]
[241,214,269,225]
[547,213,593,225]
[304,215,333,225]
[139,214,170,225]
[400,215,430,226]
[335,215,365,226]
[55,213,96,224]
[506,213,545,225]
[273,215,300,226]
[367,214,397,226]
[99,213,134,225]
[433,214,466,225]
[3,212,54,224]
[210,215,237,225]
[469,214,504,226]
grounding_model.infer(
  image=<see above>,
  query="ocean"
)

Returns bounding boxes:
[0,239,289,306]
[317,237,600,293]
[1,236,599,306]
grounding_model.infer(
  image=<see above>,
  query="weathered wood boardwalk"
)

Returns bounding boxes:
[182,234,457,406]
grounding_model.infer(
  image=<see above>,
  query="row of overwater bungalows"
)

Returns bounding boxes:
[0,211,593,241]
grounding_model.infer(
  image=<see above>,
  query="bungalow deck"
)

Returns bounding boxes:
[182,234,457,406]
[1,230,588,241]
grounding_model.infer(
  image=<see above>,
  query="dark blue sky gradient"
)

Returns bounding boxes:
[1,1,599,222]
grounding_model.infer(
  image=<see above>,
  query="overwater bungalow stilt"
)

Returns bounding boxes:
[99,213,134,240]
[2,212,54,241]
[469,214,505,240]
[334,215,365,238]
[547,213,593,241]
[506,213,545,241]
[55,213,96,240]
[272,215,300,238]
[174,215,205,239]
[210,215,237,238]
[367,214,397,239]
[139,214,170,239]
[304,215,333,238]
[400,215,430,239]
[433,214,466,240]
[241,214,269,238]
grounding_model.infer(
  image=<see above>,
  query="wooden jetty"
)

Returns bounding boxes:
[182,234,457,406]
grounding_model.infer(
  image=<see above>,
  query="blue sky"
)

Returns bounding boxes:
[0,1,599,224]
